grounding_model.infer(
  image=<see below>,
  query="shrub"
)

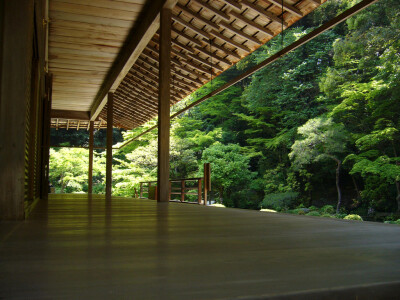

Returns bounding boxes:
[335,213,347,219]
[322,213,334,218]
[344,214,363,221]
[297,210,305,215]
[306,211,321,217]
[261,192,299,211]
[308,206,318,212]
[321,205,335,215]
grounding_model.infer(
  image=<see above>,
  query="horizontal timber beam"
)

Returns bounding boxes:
[51,109,90,120]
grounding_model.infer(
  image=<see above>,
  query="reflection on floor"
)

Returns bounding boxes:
[1,194,400,299]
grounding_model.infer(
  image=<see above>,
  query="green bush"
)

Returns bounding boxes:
[261,192,299,211]
[297,210,305,215]
[308,206,318,212]
[335,213,347,219]
[321,205,335,214]
[385,219,400,225]
[344,214,363,221]
[322,213,335,218]
[306,211,321,217]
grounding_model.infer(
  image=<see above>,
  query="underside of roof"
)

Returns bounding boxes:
[49,0,326,130]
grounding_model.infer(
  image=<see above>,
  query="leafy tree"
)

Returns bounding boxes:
[50,148,104,193]
[289,117,349,213]
[201,142,256,207]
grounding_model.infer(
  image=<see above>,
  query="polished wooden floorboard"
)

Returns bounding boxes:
[1,194,400,299]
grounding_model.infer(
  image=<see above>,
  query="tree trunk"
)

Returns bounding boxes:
[395,181,400,212]
[351,175,360,200]
[335,160,342,214]
[392,141,400,211]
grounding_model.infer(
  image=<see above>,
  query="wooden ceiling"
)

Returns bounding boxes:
[48,0,146,111]
[49,0,326,130]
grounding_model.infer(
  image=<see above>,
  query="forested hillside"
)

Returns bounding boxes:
[50,0,400,221]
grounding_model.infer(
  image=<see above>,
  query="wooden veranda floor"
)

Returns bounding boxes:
[1,194,400,299]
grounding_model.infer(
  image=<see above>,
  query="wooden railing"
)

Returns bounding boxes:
[140,177,204,204]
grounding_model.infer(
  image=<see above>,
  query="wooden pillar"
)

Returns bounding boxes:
[88,121,94,194]
[0,0,34,219]
[181,180,185,202]
[197,179,202,205]
[41,74,53,201]
[204,163,211,205]
[28,60,39,201]
[157,8,172,202]
[105,92,113,198]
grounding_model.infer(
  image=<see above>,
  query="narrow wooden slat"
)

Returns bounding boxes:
[229,10,274,37]
[266,0,303,17]
[221,0,242,10]
[210,29,250,52]
[171,14,210,39]
[172,27,203,47]
[191,0,230,21]
[176,3,220,30]
[240,0,288,27]
[219,20,262,44]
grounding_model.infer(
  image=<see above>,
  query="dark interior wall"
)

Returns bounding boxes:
[0,0,46,220]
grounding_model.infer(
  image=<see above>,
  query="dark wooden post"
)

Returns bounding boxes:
[181,180,185,202]
[105,92,113,198]
[28,60,39,201]
[197,179,202,205]
[41,73,53,201]
[88,120,94,194]
[203,163,211,205]
[140,182,143,198]
[157,7,172,202]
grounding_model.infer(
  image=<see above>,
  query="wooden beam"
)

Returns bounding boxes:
[172,27,204,47]
[266,0,303,18]
[210,29,250,52]
[171,14,210,39]
[158,8,172,203]
[229,11,274,37]
[221,0,242,11]
[90,0,178,121]
[51,109,90,120]
[88,121,94,194]
[176,3,220,30]
[240,0,288,27]
[105,92,113,198]
[219,20,262,45]
[191,0,230,21]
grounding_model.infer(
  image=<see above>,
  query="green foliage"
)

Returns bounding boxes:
[306,211,321,217]
[321,205,335,214]
[344,214,363,221]
[261,192,299,211]
[289,117,348,168]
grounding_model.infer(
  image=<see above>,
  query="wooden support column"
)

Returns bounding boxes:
[41,74,53,201]
[157,8,172,202]
[105,92,113,198]
[181,180,185,202]
[88,121,94,194]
